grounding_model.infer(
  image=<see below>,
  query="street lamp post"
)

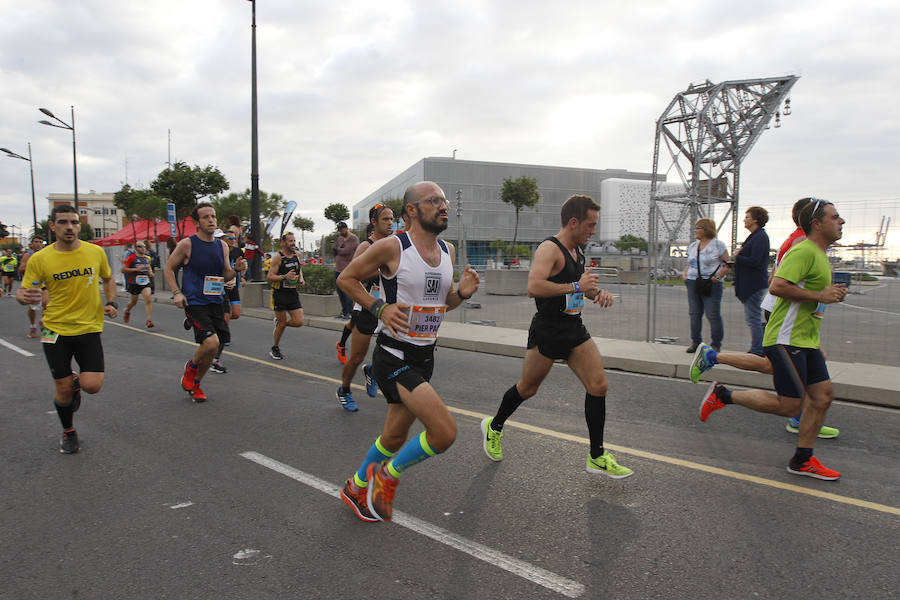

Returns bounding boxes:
[248,0,262,281]
[0,143,38,235]
[38,106,78,205]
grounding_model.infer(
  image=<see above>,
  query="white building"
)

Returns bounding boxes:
[48,191,122,239]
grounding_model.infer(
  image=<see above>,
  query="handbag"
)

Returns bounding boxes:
[694,242,714,296]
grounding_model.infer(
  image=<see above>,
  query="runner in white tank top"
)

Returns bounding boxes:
[334,181,480,523]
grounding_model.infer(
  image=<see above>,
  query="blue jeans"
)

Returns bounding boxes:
[743,287,767,356]
[334,271,353,316]
[686,279,724,347]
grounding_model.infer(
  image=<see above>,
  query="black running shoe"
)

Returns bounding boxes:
[210,360,227,374]
[269,346,284,360]
[182,317,191,331]
[60,429,80,454]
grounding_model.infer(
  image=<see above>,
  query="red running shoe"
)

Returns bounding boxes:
[366,463,399,522]
[123,309,131,323]
[699,382,726,422]
[336,342,348,364]
[189,384,207,403]
[181,361,197,392]
[787,456,840,481]
[340,478,378,522]
[146,319,154,328]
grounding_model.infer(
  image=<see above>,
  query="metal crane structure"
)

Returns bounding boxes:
[646,75,799,342]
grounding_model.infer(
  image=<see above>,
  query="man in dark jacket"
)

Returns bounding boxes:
[733,206,770,356]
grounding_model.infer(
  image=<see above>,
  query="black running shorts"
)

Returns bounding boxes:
[42,332,105,380]
[764,344,830,399]
[185,303,231,345]
[351,308,379,336]
[272,289,302,312]
[527,314,592,360]
[225,286,241,304]
[371,336,435,404]
[126,283,152,295]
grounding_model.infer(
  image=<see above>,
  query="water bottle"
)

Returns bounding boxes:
[812,302,826,319]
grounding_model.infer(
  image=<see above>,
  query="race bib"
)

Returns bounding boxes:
[203,276,224,295]
[41,327,59,344]
[282,277,299,289]
[135,275,150,285]
[407,305,446,339]
[564,292,585,315]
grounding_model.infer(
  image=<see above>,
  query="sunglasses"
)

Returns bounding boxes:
[416,196,450,208]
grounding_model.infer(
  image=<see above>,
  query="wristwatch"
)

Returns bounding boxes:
[106,301,119,309]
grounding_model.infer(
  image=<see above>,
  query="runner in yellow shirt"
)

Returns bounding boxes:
[17,205,119,454]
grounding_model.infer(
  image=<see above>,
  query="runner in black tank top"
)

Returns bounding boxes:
[335,205,396,412]
[266,232,305,360]
[481,194,634,479]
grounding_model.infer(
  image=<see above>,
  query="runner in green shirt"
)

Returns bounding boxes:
[697,199,848,481]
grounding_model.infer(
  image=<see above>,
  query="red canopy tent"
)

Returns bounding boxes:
[94,218,198,247]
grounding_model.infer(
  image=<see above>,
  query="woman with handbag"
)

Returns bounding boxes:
[681,218,730,353]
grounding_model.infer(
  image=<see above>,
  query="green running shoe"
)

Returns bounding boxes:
[689,343,716,384]
[586,450,633,479]
[786,417,840,439]
[481,417,503,461]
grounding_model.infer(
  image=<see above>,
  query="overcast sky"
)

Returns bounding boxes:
[1,0,898,251]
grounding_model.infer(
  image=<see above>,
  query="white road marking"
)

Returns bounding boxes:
[0,337,35,357]
[168,502,195,509]
[241,451,585,598]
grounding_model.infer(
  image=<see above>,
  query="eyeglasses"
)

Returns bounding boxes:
[372,203,384,210]
[416,196,450,208]
[226,236,236,240]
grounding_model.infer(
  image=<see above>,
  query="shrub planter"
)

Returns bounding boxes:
[299,293,341,316]
[485,268,529,296]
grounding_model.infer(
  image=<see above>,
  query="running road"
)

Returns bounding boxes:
[0,300,897,599]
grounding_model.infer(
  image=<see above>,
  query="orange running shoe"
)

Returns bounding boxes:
[699,382,726,422]
[366,463,399,522]
[336,342,348,364]
[189,384,207,403]
[123,309,131,323]
[340,478,378,522]
[181,361,197,392]
[787,456,840,481]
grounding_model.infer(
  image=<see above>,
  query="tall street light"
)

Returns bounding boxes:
[248,0,262,281]
[38,106,78,205]
[0,143,38,235]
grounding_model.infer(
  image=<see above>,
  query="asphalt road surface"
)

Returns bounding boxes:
[1,300,897,599]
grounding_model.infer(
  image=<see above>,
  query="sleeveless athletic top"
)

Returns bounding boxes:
[272,251,302,291]
[535,236,585,320]
[350,238,382,312]
[379,232,453,347]
[182,235,225,305]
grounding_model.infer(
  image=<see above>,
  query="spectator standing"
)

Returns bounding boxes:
[333,221,359,319]
[682,218,730,353]
[733,207,770,356]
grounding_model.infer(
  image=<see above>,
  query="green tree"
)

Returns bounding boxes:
[383,197,404,225]
[78,225,94,241]
[292,216,315,251]
[36,218,53,243]
[213,188,285,223]
[150,161,229,238]
[614,234,648,252]
[499,176,540,246]
[323,203,350,225]
[115,185,167,243]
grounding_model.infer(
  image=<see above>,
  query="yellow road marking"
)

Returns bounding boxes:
[107,320,900,517]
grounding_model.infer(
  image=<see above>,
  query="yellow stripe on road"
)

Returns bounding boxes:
[107,320,900,517]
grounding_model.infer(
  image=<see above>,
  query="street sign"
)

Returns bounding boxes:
[167,203,177,237]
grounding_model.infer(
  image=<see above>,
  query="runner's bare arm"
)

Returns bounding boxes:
[102,276,119,318]
[526,240,598,298]
[163,238,191,305]
[266,253,283,284]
